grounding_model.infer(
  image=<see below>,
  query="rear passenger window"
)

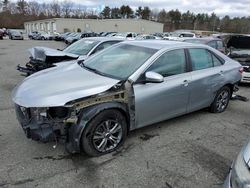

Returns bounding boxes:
[210,52,223,66]
[147,49,186,77]
[189,49,213,71]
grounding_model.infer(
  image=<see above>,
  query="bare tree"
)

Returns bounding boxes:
[17,0,28,15]
[62,0,72,18]
[50,0,61,17]
[28,1,41,16]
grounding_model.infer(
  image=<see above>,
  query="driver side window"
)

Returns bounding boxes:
[147,49,186,77]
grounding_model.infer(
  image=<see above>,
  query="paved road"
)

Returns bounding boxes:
[0,39,250,188]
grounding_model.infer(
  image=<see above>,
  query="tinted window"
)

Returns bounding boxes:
[180,33,194,37]
[147,49,186,77]
[189,48,213,71]
[207,41,217,49]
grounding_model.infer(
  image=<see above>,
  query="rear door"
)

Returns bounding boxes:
[187,48,226,112]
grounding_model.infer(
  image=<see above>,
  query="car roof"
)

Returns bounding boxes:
[121,40,204,50]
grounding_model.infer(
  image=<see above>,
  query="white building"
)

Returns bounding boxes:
[24,18,164,34]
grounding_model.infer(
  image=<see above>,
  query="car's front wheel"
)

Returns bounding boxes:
[210,86,231,113]
[81,109,127,156]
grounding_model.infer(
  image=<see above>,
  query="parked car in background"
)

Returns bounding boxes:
[65,32,100,44]
[17,37,123,75]
[113,32,138,39]
[36,31,53,40]
[65,32,81,44]
[227,35,250,83]
[9,30,23,40]
[223,140,250,188]
[135,34,161,40]
[164,32,196,41]
[54,32,71,41]
[183,38,226,54]
[28,31,39,39]
[100,32,117,37]
[81,32,99,38]
[13,40,242,156]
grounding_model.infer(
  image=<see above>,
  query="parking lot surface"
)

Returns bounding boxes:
[0,39,250,188]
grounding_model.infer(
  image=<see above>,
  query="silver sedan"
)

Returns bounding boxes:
[12,40,242,156]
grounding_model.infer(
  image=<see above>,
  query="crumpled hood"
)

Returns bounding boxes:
[243,141,250,168]
[29,47,79,62]
[12,62,120,107]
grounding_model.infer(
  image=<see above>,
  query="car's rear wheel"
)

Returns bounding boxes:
[81,109,127,156]
[210,86,231,113]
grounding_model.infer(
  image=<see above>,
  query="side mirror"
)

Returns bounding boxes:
[77,55,87,61]
[145,71,164,83]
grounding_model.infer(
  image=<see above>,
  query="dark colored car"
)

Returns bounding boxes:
[17,37,123,75]
[183,38,226,54]
[226,35,250,83]
[54,32,71,41]
[28,31,39,39]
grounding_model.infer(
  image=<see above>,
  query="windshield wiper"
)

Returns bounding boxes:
[79,61,107,76]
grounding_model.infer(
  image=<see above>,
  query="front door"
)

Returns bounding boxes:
[133,49,191,128]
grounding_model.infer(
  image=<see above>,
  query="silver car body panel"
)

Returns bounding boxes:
[12,62,120,107]
[29,47,79,62]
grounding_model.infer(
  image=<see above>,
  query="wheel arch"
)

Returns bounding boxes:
[66,102,130,153]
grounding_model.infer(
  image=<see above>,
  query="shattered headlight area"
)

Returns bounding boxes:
[15,105,73,143]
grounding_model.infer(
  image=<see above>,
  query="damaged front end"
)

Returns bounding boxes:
[227,35,250,82]
[15,105,75,143]
[17,47,79,75]
[227,35,250,68]
[13,80,134,153]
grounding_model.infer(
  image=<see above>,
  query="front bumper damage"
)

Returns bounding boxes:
[15,105,74,142]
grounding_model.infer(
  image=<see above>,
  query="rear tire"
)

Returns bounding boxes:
[81,109,127,157]
[210,86,231,113]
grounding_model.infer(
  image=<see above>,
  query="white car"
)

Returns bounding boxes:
[164,32,196,41]
[241,67,250,83]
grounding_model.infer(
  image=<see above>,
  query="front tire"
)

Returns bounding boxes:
[81,109,127,157]
[210,86,231,113]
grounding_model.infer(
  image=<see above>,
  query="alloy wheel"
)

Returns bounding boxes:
[92,119,122,153]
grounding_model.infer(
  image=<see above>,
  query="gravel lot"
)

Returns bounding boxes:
[0,39,250,188]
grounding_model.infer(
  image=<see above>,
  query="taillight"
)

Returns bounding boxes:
[239,67,244,74]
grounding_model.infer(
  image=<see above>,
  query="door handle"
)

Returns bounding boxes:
[183,80,189,87]
[218,70,224,76]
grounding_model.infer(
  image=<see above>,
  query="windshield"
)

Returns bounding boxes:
[63,39,100,55]
[82,44,157,79]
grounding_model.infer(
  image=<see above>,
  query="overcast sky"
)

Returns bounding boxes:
[36,0,250,17]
